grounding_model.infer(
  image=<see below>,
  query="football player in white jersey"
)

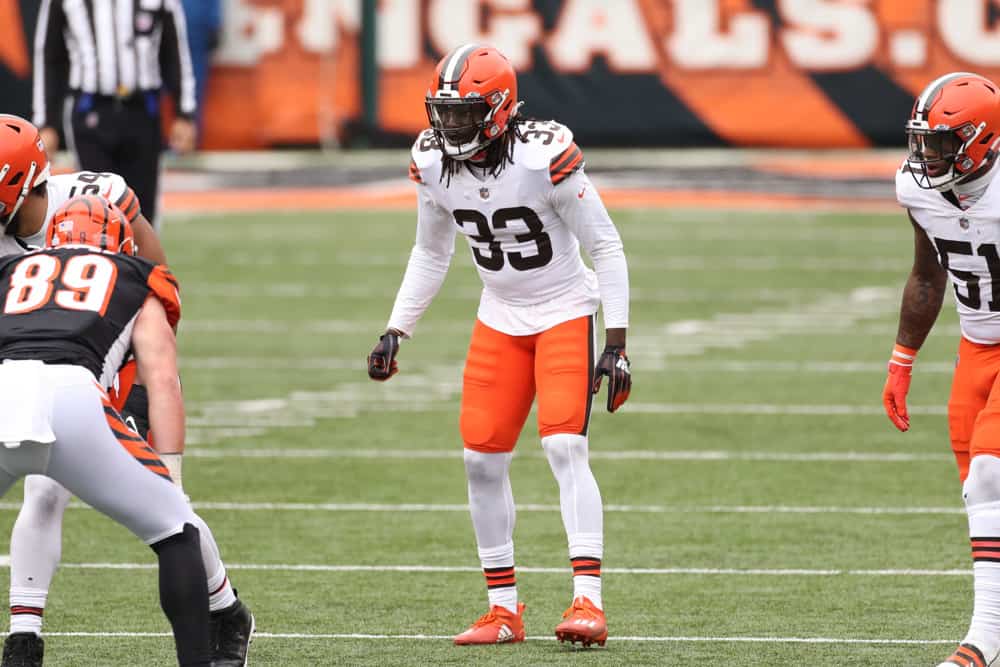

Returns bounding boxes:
[0,115,253,667]
[367,44,631,647]
[886,73,1000,667]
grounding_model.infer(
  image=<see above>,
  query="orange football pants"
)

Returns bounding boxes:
[459,316,595,453]
[949,336,1000,481]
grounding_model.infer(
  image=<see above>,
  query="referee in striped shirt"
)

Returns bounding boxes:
[33,0,198,226]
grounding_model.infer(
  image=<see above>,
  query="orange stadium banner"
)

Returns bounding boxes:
[8,1,1000,149]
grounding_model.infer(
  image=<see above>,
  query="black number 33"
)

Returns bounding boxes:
[453,207,553,271]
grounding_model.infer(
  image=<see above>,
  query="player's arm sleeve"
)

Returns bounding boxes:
[385,188,456,337]
[114,186,142,223]
[33,0,70,129]
[552,169,630,329]
[146,264,182,329]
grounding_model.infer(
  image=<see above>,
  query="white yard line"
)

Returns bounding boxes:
[180,448,953,462]
[0,558,970,577]
[0,502,962,515]
[190,284,851,305]
[30,630,956,644]
[625,286,909,361]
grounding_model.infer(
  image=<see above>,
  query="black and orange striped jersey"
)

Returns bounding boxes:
[0,246,179,388]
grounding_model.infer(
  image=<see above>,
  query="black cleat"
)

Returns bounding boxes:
[1,633,43,667]
[210,598,254,666]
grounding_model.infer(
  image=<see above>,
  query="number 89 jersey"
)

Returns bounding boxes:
[0,247,179,388]
[409,120,600,334]
[897,162,1000,343]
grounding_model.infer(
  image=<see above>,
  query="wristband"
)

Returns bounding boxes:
[890,343,918,368]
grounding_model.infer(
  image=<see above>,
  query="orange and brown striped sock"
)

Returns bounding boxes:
[571,557,602,609]
[484,566,517,614]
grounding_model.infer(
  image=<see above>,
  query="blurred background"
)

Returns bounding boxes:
[8,0,1000,150]
[4,0,995,210]
[0,2,995,664]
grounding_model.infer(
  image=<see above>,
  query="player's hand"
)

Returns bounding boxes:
[367,330,400,381]
[593,345,631,413]
[883,345,917,432]
[169,118,197,153]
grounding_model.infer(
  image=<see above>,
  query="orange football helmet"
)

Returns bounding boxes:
[426,44,520,160]
[47,195,136,255]
[0,115,50,227]
[905,72,1000,190]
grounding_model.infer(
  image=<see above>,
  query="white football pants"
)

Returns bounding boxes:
[0,362,195,543]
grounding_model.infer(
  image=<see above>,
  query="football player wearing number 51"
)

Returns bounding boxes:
[886,72,1000,667]
[366,44,630,648]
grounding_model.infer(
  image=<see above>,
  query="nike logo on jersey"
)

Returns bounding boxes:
[577,186,587,199]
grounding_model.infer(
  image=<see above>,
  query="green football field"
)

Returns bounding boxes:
[0,205,976,665]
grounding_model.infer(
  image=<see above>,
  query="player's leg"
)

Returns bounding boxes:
[101,388,253,665]
[44,375,212,666]
[65,96,117,174]
[6,476,71,641]
[942,339,1000,666]
[535,315,607,647]
[188,513,254,666]
[117,100,163,226]
[454,320,535,645]
[0,461,45,667]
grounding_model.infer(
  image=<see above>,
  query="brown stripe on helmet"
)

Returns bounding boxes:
[438,43,478,92]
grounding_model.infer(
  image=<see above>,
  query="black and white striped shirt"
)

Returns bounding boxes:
[32,0,197,129]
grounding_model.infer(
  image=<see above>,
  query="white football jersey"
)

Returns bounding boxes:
[0,171,141,258]
[398,120,623,335]
[897,162,1000,343]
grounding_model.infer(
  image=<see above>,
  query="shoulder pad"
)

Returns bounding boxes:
[895,161,940,211]
[66,171,142,222]
[410,129,443,184]
[517,120,577,172]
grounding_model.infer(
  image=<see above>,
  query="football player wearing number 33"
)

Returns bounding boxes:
[887,73,1000,667]
[367,44,630,648]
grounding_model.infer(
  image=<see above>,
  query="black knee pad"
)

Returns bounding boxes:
[151,522,200,555]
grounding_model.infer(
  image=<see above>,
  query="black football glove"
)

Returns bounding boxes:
[592,345,631,413]
[367,331,400,381]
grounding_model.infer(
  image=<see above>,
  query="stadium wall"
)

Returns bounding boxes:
[7,1,1000,149]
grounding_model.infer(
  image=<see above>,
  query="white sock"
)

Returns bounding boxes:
[966,503,1000,659]
[9,476,72,634]
[190,513,237,612]
[962,456,1000,660]
[9,587,46,636]
[542,434,604,609]
[464,450,517,613]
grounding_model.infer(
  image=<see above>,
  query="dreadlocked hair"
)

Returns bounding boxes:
[439,116,529,186]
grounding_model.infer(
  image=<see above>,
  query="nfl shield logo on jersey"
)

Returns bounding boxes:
[479,187,490,201]
[960,216,970,230]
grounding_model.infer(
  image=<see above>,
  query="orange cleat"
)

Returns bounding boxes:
[555,596,607,648]
[453,602,526,645]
